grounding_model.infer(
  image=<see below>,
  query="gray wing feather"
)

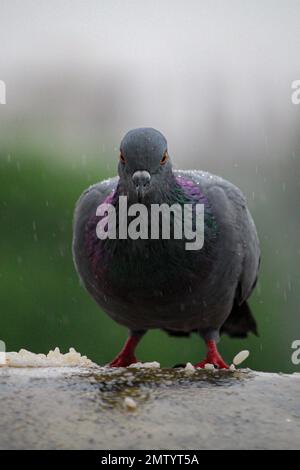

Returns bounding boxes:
[174,169,260,304]
[72,177,119,286]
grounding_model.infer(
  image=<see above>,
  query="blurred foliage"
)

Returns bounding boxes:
[0,145,299,372]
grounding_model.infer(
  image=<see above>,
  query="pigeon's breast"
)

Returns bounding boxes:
[85,209,218,309]
[82,181,225,329]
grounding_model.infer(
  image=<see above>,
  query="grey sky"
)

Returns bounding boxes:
[0,0,299,164]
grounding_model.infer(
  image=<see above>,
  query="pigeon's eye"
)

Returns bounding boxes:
[119,152,126,164]
[160,151,169,165]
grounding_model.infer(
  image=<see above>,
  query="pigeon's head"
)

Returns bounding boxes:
[118,128,172,202]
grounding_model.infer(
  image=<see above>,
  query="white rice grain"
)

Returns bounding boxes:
[2,347,94,368]
[184,362,195,374]
[233,350,250,366]
[123,397,137,410]
[204,363,215,370]
[129,361,160,369]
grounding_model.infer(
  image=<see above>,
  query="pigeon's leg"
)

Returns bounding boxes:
[109,330,146,367]
[195,338,229,369]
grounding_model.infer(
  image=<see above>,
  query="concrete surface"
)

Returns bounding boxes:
[0,366,299,450]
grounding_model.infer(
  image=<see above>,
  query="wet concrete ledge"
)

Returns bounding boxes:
[0,366,299,450]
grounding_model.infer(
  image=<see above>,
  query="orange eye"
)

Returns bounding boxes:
[160,151,169,165]
[119,152,126,163]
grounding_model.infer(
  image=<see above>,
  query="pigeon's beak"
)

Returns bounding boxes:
[132,170,151,199]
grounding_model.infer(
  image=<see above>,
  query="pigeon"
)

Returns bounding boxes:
[72,128,260,369]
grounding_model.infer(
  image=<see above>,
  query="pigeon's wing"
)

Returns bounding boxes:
[72,177,119,286]
[236,205,261,303]
[206,177,260,304]
[174,170,260,304]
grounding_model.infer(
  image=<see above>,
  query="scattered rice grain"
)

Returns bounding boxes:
[2,347,94,368]
[233,350,250,366]
[184,362,195,374]
[123,397,137,410]
[129,361,160,369]
[204,363,215,370]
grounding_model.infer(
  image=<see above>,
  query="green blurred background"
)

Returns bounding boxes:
[0,142,299,372]
[1,0,300,372]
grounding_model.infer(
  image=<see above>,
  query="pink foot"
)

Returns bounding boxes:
[109,354,138,367]
[109,334,142,367]
[194,339,229,369]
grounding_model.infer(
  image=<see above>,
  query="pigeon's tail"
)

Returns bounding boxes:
[220,301,258,338]
[164,301,258,339]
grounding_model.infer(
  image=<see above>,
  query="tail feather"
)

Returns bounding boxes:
[164,301,258,339]
[221,301,258,338]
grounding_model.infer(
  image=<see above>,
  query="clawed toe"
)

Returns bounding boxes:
[194,358,229,369]
[194,339,229,369]
[109,355,137,367]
